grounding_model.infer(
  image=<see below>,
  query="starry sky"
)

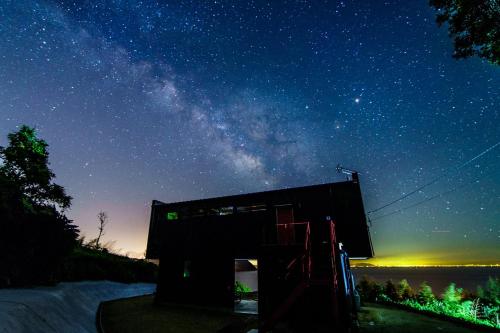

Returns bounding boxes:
[0,0,498,265]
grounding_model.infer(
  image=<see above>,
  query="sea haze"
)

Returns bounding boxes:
[352,266,500,295]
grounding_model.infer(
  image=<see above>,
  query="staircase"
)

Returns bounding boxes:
[260,220,342,332]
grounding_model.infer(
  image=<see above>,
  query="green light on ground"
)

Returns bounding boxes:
[183,260,191,278]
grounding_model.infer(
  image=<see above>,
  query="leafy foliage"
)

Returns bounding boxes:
[477,277,500,306]
[429,0,500,64]
[0,125,72,210]
[357,277,499,329]
[60,245,157,283]
[0,126,79,286]
[399,297,499,329]
[234,280,252,301]
[398,279,414,300]
[384,280,399,301]
[442,282,463,309]
[358,275,384,302]
[235,280,252,293]
[417,281,436,304]
[459,298,481,321]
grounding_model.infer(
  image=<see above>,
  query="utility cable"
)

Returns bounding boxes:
[367,140,500,215]
[370,169,499,222]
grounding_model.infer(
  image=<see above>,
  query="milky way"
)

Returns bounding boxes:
[0,1,498,264]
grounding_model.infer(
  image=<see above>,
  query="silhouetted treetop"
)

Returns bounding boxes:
[0,125,72,210]
[1,125,79,286]
[429,0,500,65]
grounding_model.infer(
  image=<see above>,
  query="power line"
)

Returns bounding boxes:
[367,140,500,215]
[370,182,470,221]
[370,169,499,222]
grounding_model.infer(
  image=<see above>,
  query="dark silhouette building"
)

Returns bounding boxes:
[146,174,373,332]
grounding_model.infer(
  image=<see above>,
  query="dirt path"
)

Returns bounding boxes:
[359,303,487,333]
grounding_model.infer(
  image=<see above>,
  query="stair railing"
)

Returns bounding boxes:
[261,222,311,332]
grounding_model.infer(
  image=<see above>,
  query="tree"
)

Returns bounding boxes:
[0,125,71,210]
[384,280,399,301]
[0,126,78,286]
[442,283,463,309]
[94,211,108,250]
[398,279,414,300]
[429,0,500,65]
[477,277,500,306]
[358,276,383,302]
[417,281,436,304]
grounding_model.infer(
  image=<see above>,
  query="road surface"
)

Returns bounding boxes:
[0,281,155,333]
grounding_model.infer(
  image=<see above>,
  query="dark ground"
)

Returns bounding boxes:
[100,296,490,333]
[358,303,488,333]
[100,295,257,333]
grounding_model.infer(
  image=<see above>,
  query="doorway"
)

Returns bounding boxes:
[234,259,258,314]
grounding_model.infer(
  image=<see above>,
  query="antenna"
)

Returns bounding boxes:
[336,164,358,182]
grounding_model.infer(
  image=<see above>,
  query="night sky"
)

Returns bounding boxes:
[1,1,498,265]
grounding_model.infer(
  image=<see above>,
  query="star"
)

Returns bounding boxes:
[0,0,497,265]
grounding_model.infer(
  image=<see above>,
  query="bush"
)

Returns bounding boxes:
[398,279,414,300]
[384,280,399,301]
[399,297,499,329]
[417,282,435,304]
[459,299,481,321]
[235,280,251,293]
[0,202,78,286]
[59,246,158,283]
[442,283,463,309]
[378,279,499,329]
[357,276,383,302]
[482,304,500,326]
[478,277,500,306]
[235,280,252,301]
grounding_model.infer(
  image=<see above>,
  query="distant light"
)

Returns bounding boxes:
[355,98,360,103]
